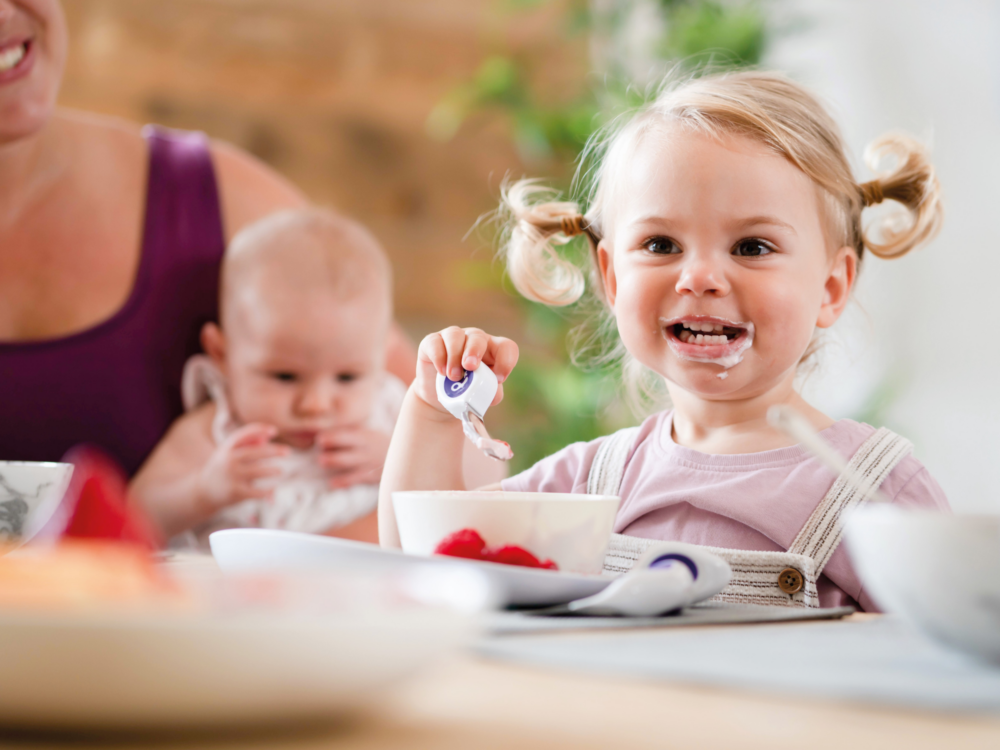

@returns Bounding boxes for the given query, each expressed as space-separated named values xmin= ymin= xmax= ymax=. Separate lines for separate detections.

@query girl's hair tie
xmin=560 ymin=214 xmax=588 ymax=237
xmin=860 ymin=179 xmax=885 ymax=207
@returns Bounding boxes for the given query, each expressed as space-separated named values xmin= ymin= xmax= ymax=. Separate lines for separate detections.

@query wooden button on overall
xmin=778 ymin=567 xmax=804 ymax=594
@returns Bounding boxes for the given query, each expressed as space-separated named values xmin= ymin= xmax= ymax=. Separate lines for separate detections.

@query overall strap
xmin=787 ymin=426 xmax=911 ymax=576
xmin=586 ymin=427 xmax=642 ymax=496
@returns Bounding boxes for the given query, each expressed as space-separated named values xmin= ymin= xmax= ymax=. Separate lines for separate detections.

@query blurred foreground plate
xmin=211 ymin=528 xmax=613 ymax=607
xmin=0 ymin=566 xmax=481 ymax=731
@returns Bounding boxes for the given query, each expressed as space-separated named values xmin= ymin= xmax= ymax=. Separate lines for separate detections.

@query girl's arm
xmin=377 ymin=327 xmax=518 ymax=548
xmin=130 ymin=405 xmax=287 ymax=539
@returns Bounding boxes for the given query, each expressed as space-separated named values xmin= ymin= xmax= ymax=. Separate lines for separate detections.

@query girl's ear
xmin=200 ymin=323 xmax=227 ymax=368
xmin=597 ymin=241 xmax=617 ymax=309
xmin=816 ymin=246 xmax=858 ymax=328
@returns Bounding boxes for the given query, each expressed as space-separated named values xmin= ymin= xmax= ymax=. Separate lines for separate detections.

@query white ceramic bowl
xmin=392 ymin=491 xmax=620 ymax=575
xmin=0 ymin=461 xmax=73 ymax=550
xmin=845 ymin=506 xmax=1000 ymax=663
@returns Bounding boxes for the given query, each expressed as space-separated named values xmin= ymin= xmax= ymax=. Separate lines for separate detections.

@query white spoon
xmin=536 ymin=543 xmax=732 ymax=617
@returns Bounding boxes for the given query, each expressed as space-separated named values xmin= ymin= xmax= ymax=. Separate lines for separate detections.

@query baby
xmin=132 ymin=208 xmax=404 ymax=547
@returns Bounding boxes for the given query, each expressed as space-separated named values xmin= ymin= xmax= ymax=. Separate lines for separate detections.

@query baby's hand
xmin=197 ymin=423 xmax=288 ymax=511
xmin=318 ymin=427 xmax=391 ymax=489
xmin=414 ymin=326 xmax=519 ymax=413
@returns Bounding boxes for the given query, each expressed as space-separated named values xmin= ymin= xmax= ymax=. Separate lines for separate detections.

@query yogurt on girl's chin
xmin=660 ymin=319 xmax=755 ymax=373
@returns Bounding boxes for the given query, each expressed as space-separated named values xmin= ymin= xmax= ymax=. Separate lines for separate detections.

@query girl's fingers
xmin=418 ymin=326 xmax=519 ymax=385
xmin=417 ymin=331 xmax=449 ymax=375
xmin=460 ymin=328 xmax=490 ymax=371
xmin=439 ymin=326 xmax=469 ymax=381
xmin=483 ymin=337 xmax=519 ymax=382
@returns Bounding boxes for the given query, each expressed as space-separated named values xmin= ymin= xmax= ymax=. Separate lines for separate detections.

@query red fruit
xmin=484 ymin=544 xmax=542 ymax=568
xmin=52 ymin=446 xmax=162 ymax=551
xmin=433 ymin=528 xmax=487 ymax=560
xmin=432 ymin=529 xmax=559 ymax=571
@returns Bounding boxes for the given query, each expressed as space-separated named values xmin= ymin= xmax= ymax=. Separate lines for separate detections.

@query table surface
xmin=3 ymin=614 xmax=999 ymax=750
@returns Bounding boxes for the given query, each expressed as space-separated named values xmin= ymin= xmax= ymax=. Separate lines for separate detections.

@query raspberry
xmin=432 ymin=529 xmax=559 ymax=571
xmin=433 ymin=528 xmax=487 ymax=560
xmin=484 ymin=544 xmax=543 ymax=568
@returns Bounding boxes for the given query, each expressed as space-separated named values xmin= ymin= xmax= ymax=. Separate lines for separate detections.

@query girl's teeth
xmin=682 ymin=322 xmax=726 ymax=333
xmin=680 ymin=331 xmax=728 ymax=345
xmin=0 ymin=44 xmax=26 ymax=72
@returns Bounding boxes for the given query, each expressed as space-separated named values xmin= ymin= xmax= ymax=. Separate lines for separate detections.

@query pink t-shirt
xmin=501 ymin=410 xmax=950 ymax=611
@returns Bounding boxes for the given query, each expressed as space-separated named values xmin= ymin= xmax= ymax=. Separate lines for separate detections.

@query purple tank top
xmin=0 ymin=127 xmax=225 ymax=475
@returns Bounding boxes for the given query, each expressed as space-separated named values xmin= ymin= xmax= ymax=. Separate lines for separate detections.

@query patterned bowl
xmin=0 ymin=461 xmax=74 ymax=551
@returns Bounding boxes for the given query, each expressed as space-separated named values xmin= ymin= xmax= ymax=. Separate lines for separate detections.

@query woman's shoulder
xmin=210 ymin=139 xmax=307 ymax=242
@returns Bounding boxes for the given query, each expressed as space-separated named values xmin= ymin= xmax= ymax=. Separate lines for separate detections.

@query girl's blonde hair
xmin=498 ymin=70 xmax=942 ymax=403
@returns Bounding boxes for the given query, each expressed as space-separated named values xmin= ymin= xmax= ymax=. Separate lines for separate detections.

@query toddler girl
xmin=132 ymin=208 xmax=406 ymax=547
xmin=379 ymin=71 xmax=949 ymax=611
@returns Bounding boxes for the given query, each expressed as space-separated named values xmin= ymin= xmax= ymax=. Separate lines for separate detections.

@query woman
xmin=0 ymin=0 xmax=415 ymax=475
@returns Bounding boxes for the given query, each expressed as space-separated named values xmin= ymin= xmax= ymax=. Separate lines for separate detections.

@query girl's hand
xmin=317 ymin=426 xmax=392 ymax=489
xmin=196 ymin=423 xmax=288 ymax=512
xmin=413 ymin=326 xmax=519 ymax=414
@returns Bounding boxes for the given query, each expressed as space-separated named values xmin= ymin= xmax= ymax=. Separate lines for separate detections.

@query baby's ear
xmin=200 ymin=323 xmax=227 ymax=366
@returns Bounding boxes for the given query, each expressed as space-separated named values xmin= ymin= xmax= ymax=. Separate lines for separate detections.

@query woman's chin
xmin=0 ymin=96 xmax=56 ymax=144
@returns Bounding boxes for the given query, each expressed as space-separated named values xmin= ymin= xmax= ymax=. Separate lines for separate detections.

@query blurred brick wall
xmin=59 ymin=0 xmax=583 ymax=340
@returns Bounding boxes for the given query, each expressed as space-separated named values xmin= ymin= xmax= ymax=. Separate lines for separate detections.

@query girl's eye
xmin=733 ymin=239 xmax=774 ymax=257
xmin=271 ymin=372 xmax=298 ymax=383
xmin=337 ymin=373 xmax=359 ymax=383
xmin=643 ymin=237 xmax=680 ymax=255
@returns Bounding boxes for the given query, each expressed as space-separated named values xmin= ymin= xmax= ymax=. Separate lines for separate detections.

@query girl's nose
xmin=675 ymin=253 xmax=730 ymax=297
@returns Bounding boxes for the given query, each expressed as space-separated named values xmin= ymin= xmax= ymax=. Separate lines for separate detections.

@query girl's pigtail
xmin=499 ymin=179 xmax=599 ymax=306
xmin=859 ymin=132 xmax=943 ymax=259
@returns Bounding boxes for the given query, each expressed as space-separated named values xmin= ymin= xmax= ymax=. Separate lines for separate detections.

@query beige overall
xmin=589 ymin=425 xmax=911 ymax=608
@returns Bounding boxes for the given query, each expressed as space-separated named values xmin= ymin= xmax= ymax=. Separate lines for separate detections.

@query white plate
xmin=0 ymin=576 xmax=483 ymax=734
xmin=211 ymin=528 xmax=613 ymax=607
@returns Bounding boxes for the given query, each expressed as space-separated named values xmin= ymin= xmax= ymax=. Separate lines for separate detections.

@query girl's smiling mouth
xmin=660 ymin=316 xmax=756 ymax=372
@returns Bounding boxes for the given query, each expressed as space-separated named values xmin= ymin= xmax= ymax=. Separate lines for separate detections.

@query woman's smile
xmin=0 ymin=39 xmax=33 ymax=83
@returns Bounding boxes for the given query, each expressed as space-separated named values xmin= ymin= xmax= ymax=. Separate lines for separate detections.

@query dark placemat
xmin=487 ymin=603 xmax=854 ymax=635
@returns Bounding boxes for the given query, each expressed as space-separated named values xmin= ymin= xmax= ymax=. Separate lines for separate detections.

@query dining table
xmin=3 ymin=612 xmax=998 ymax=750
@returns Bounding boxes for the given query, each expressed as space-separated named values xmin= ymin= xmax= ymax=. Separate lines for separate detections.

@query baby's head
xmin=500 ymin=70 xmax=943 ymax=403
xmin=202 ymin=208 xmax=392 ymax=449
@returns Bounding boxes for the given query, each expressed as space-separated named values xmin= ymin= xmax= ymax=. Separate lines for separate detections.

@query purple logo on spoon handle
xmin=442 ymin=370 xmax=473 ymax=398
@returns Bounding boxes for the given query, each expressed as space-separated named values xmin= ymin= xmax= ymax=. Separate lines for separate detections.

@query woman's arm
xmin=377 ymin=327 xmax=518 ymax=548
